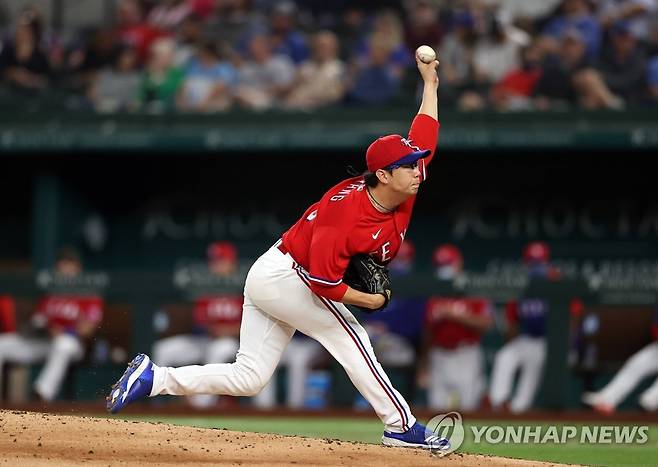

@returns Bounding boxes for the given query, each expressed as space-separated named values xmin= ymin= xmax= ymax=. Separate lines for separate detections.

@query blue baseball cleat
xmin=106 ymin=353 xmax=154 ymax=414
xmin=381 ymin=421 xmax=451 ymax=452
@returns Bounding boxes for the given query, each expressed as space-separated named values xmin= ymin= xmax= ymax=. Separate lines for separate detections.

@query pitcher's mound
xmin=1 ymin=410 xmax=556 ymax=466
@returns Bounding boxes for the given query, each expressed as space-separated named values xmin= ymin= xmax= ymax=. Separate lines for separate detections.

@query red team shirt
xmin=34 ymin=295 xmax=103 ymax=334
xmin=0 ymin=295 xmax=16 ymax=333
xmin=425 ymin=297 xmax=492 ymax=349
xmin=281 ymin=114 xmax=439 ymax=302
xmin=193 ymin=295 xmax=243 ymax=328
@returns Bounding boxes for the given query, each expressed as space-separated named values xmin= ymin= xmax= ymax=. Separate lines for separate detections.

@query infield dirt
xmin=0 ymin=410 xmax=570 ymax=466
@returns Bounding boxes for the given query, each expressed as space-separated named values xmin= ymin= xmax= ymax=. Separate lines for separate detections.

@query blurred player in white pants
xmin=0 ymin=247 xmax=103 ymax=401
xmin=419 ymin=244 xmax=493 ymax=411
xmin=583 ymin=310 xmax=658 ymax=413
xmin=252 ymin=334 xmax=324 ymax=409
xmin=488 ymin=242 xmax=560 ymax=413
xmin=152 ymin=241 xmax=242 ymax=408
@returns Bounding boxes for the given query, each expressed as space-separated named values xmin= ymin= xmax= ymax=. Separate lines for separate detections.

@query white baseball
xmin=416 ymin=45 xmax=436 ymax=64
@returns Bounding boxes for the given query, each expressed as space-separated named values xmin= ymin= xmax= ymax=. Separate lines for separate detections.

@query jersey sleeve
xmin=308 ymin=224 xmax=350 ymax=302
xmin=408 ymin=113 xmax=440 ymax=180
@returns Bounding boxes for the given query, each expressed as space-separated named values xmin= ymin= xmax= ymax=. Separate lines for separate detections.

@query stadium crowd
xmin=1 ymin=0 xmax=658 ymax=112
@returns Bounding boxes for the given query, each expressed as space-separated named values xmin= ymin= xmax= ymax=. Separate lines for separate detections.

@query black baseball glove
xmin=342 ymin=254 xmax=392 ymax=313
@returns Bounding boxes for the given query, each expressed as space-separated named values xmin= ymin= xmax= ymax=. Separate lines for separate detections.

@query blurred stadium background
xmin=1 ymin=0 xmax=658 ymax=444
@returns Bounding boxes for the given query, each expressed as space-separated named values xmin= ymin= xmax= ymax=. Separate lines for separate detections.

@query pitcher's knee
xmin=233 ymin=360 xmax=269 ymax=396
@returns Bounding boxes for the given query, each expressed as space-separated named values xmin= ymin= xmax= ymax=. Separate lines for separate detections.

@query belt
xmin=277 ymin=240 xmax=289 ymax=255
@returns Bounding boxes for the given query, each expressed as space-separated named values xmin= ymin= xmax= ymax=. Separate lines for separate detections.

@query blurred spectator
xmin=474 ymin=15 xmax=523 ymax=87
xmin=172 ymin=14 xmax=205 ymax=66
xmin=540 ymin=0 xmax=602 ymax=59
xmin=438 ymin=10 xmax=481 ymax=109
xmin=490 ymin=41 xmax=544 ymax=111
xmin=115 ymin=0 xmax=166 ymax=63
xmin=488 ymin=241 xmax=559 ymax=413
xmin=355 ymin=10 xmax=412 ymax=74
xmin=67 ymin=29 xmax=121 ymax=92
xmin=234 ymin=33 xmax=295 ymax=110
xmin=282 ymin=30 xmax=346 ymax=110
xmin=88 ymin=45 xmax=141 ymax=113
xmin=649 ymin=56 xmax=658 ymax=101
xmin=267 ymin=0 xmax=310 ymax=64
xmin=0 ymin=247 xmax=103 ymax=402
xmin=335 ymin=6 xmax=368 ymax=61
xmin=533 ymin=29 xmax=624 ymax=110
xmin=148 ymin=0 xmax=193 ymax=32
xmin=346 ymin=31 xmax=402 ymax=105
xmin=599 ymin=0 xmax=657 ymax=43
xmin=252 ymin=333 xmax=326 ymax=409
xmin=138 ymin=37 xmax=185 ymax=112
xmin=207 ymin=0 xmax=266 ymax=47
xmin=582 ymin=309 xmax=658 ymax=413
xmin=479 ymin=0 xmax=563 ymax=25
xmin=418 ymin=244 xmax=493 ymax=411
xmin=403 ymin=0 xmax=444 ymax=55
xmin=596 ymin=20 xmax=648 ymax=106
xmin=177 ymin=41 xmax=238 ymax=112
xmin=0 ymin=11 xmax=50 ymax=94
xmin=152 ymin=241 xmax=243 ymax=409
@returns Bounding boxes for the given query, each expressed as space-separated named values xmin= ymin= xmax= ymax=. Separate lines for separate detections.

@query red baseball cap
xmin=207 ymin=241 xmax=238 ymax=263
xmin=523 ymin=241 xmax=550 ymax=263
xmin=433 ymin=244 xmax=462 ymax=266
xmin=366 ymin=135 xmax=430 ymax=172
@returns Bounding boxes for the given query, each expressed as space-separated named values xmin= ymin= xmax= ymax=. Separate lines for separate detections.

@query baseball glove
xmin=343 ymin=254 xmax=392 ymax=313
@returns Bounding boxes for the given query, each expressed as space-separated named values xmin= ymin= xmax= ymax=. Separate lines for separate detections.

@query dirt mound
xmin=0 ymin=410 xmax=559 ymax=466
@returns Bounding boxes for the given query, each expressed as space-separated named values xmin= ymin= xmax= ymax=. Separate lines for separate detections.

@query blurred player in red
xmin=418 ymin=244 xmax=493 ymax=411
xmin=0 ymin=247 xmax=103 ymax=401
xmin=582 ymin=309 xmax=658 ymax=413
xmin=152 ymin=241 xmax=242 ymax=408
xmin=488 ymin=241 xmax=561 ymax=413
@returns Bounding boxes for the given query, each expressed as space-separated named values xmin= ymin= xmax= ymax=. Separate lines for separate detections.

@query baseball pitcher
xmin=107 ymin=52 xmax=450 ymax=451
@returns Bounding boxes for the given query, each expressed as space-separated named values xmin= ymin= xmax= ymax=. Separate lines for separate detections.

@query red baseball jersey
xmin=193 ymin=295 xmax=243 ymax=328
xmin=281 ymin=114 xmax=439 ymax=301
xmin=425 ymin=297 xmax=492 ymax=349
xmin=34 ymin=295 xmax=103 ymax=333
xmin=0 ymin=295 xmax=16 ymax=333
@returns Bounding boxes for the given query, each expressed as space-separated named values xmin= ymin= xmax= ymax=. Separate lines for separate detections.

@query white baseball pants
xmin=428 ymin=344 xmax=485 ymax=411
xmin=489 ymin=335 xmax=546 ymax=413
xmin=150 ymin=242 xmax=415 ymax=432
xmin=593 ymin=342 xmax=658 ymax=410
xmin=0 ymin=332 xmax=84 ymax=401
xmin=252 ymin=337 xmax=324 ymax=409
xmin=152 ymin=335 xmax=239 ymax=408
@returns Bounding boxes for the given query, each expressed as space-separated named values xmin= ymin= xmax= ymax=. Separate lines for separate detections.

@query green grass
xmin=117 ymin=415 xmax=658 ymax=467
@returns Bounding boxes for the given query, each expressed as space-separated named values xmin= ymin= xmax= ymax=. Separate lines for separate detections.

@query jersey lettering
xmin=381 ymin=242 xmax=391 ymax=262
xmin=329 ymin=182 xmax=365 ymax=202
xmin=306 ymin=210 xmax=317 ymax=221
